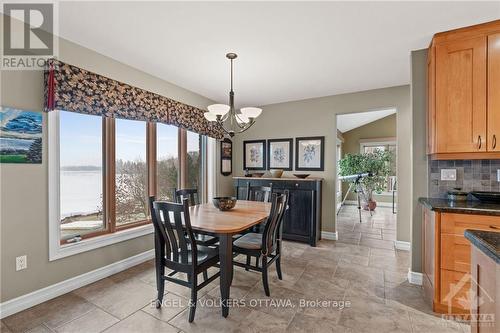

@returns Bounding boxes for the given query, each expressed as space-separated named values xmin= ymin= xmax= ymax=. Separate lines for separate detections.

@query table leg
xmin=219 ymin=233 xmax=233 ymax=317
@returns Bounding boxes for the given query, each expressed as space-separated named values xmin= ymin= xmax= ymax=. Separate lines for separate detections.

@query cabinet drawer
xmin=281 ymin=181 xmax=316 ymax=190
xmin=440 ymin=269 xmax=471 ymax=312
xmin=441 ymin=234 xmax=470 ymax=273
xmin=441 ymin=213 xmax=500 ymax=235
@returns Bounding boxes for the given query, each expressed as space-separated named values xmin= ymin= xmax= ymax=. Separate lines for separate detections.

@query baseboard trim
xmin=321 ymin=231 xmax=338 ymax=240
xmin=408 ymin=269 xmax=423 ymax=286
xmin=342 ymin=200 xmax=396 ymax=208
xmin=394 ymin=241 xmax=411 ymax=251
xmin=0 ymin=249 xmax=155 ymax=319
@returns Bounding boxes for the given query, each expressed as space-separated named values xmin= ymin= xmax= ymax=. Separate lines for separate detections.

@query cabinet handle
xmin=493 ymin=135 xmax=497 ymax=149
xmin=489 ymin=225 xmax=499 ymax=230
xmin=478 ymin=135 xmax=482 ymax=149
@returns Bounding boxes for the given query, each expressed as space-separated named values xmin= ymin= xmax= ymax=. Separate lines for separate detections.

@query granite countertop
xmin=419 ymin=197 xmax=500 ymax=216
xmin=464 ymin=230 xmax=500 ymax=264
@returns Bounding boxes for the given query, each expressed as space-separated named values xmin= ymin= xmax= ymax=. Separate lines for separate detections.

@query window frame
xmin=49 ymin=111 xmax=208 ymax=261
xmin=359 ymin=137 xmax=397 ymax=196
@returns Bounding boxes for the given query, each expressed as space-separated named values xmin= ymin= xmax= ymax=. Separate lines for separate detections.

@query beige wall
xmin=341 ymin=114 xmax=397 ymax=203
xmin=410 ymin=49 xmax=429 ymax=273
xmin=231 ymin=85 xmax=411 ymax=241
xmin=0 ymin=33 xmax=224 ymax=302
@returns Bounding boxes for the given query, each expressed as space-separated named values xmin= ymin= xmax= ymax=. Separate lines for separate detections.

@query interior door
xmin=488 ymin=33 xmax=500 ymax=152
xmin=435 ymin=36 xmax=487 ymax=153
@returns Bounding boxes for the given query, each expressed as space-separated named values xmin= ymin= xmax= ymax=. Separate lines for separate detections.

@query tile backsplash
xmin=429 ymin=159 xmax=500 ymax=198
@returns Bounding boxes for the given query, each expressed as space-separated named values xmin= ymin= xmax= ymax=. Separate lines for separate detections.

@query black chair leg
xmin=154 ymin=238 xmax=165 ymax=308
xmin=245 ymin=255 xmax=251 ymax=271
xmin=255 ymin=255 xmax=260 ymax=268
xmin=203 ymin=270 xmax=208 ymax=281
xmin=189 ymin=274 xmax=198 ymax=323
xmin=262 ymin=255 xmax=270 ymax=297
xmin=276 ymin=255 xmax=283 ymax=280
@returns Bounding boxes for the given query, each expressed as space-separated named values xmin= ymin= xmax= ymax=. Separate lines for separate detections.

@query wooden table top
xmin=189 ymin=200 xmax=271 ymax=234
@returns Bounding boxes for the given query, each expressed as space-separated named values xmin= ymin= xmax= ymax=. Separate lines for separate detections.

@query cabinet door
xmin=488 ymin=33 xmax=500 ymax=152
xmin=436 ymin=36 xmax=487 ymax=153
xmin=427 ymin=45 xmax=437 ymax=154
xmin=281 ymin=189 xmax=313 ymax=241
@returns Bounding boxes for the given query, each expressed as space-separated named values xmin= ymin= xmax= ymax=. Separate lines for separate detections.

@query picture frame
xmin=295 ymin=136 xmax=325 ymax=171
xmin=0 ymin=107 xmax=43 ymax=164
xmin=267 ymin=138 xmax=293 ymax=170
xmin=220 ymin=138 xmax=232 ymax=176
xmin=243 ymin=139 xmax=266 ymax=170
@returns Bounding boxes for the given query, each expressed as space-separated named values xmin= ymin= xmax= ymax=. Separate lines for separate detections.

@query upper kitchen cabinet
xmin=488 ymin=33 xmax=500 ymax=152
xmin=427 ymin=20 xmax=500 ymax=159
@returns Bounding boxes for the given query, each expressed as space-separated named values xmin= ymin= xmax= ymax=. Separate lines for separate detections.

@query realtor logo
xmin=3 ymin=3 xmax=53 ymax=55
xmin=2 ymin=2 xmax=57 ymax=69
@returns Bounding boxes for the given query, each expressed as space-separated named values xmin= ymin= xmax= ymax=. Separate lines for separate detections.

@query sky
xmin=60 ymin=111 xmax=199 ymax=167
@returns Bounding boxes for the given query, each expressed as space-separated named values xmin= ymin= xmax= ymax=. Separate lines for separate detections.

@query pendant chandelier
xmin=204 ymin=53 xmax=262 ymax=137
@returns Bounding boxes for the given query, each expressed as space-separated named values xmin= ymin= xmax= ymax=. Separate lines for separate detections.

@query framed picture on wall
xmin=243 ymin=139 xmax=266 ymax=170
xmin=220 ymin=138 xmax=232 ymax=176
xmin=0 ymin=107 xmax=43 ymax=164
xmin=267 ymin=138 xmax=293 ymax=170
xmin=295 ymin=136 xmax=325 ymax=171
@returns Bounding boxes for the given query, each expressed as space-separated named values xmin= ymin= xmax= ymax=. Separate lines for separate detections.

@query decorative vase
xmin=363 ymin=200 xmax=377 ymax=211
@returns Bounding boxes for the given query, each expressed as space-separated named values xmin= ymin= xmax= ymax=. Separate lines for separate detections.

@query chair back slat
xmin=262 ymin=191 xmax=289 ymax=254
xmin=175 ymin=188 xmax=199 ymax=206
xmin=149 ymin=196 xmax=197 ymax=267
xmin=246 ymin=182 xmax=273 ymax=202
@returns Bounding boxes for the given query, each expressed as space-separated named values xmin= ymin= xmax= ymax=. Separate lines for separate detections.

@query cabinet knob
xmin=478 ymin=135 xmax=482 ymax=149
xmin=295 ymin=183 xmax=299 ymax=187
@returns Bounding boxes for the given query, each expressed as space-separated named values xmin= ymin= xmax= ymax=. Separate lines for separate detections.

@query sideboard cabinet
xmin=233 ymin=177 xmax=322 ymax=246
xmin=427 ymin=20 xmax=500 ymax=159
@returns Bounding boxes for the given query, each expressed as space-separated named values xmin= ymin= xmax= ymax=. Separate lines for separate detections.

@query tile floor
xmin=1 ymin=206 xmax=470 ymax=333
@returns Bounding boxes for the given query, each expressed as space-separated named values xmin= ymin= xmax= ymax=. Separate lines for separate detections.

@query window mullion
xmin=106 ymin=117 xmax=116 ymax=233
xmin=147 ymin=122 xmax=157 ymax=199
xmin=178 ymin=128 xmax=187 ymax=189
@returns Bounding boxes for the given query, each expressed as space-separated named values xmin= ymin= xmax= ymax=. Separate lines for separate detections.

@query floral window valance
xmin=44 ymin=59 xmax=224 ymax=139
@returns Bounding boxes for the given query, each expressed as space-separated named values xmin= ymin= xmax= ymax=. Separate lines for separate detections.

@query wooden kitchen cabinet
xmin=488 ymin=33 xmax=500 ymax=152
xmin=470 ymin=241 xmax=498 ymax=333
xmin=427 ymin=20 xmax=500 ymax=159
xmin=422 ymin=207 xmax=500 ymax=314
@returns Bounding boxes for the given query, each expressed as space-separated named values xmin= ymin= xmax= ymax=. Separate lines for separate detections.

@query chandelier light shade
xmin=205 ymin=53 xmax=262 ymax=137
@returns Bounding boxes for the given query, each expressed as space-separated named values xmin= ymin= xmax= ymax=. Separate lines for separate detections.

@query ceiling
xmin=337 ymin=109 xmax=396 ymax=133
xmin=56 ymin=1 xmax=500 ymax=108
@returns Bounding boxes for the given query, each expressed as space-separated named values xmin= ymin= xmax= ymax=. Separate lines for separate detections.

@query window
xmin=59 ymin=111 xmax=105 ymax=241
xmin=49 ymin=111 xmax=208 ymax=260
xmin=360 ymin=139 xmax=397 ymax=194
xmin=115 ymin=119 xmax=148 ymax=226
xmin=157 ymin=123 xmax=178 ymax=201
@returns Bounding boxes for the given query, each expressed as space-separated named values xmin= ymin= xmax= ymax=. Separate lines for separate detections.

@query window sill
xmin=49 ymin=224 xmax=154 ymax=261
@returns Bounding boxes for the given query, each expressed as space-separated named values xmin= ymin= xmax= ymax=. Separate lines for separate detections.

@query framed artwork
xmin=267 ymin=138 xmax=293 ymax=170
xmin=243 ymin=139 xmax=266 ymax=170
xmin=220 ymin=138 xmax=232 ymax=176
xmin=0 ymin=107 xmax=43 ymax=164
xmin=295 ymin=136 xmax=325 ymax=171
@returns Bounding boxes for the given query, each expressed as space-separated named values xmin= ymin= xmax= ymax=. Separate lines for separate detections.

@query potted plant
xmin=338 ymin=149 xmax=393 ymax=211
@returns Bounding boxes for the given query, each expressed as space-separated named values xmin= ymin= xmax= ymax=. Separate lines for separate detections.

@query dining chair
xmin=246 ymin=182 xmax=273 ymax=202
xmin=174 ymin=188 xmax=218 ymax=246
xmin=232 ymin=191 xmax=289 ymax=296
xmin=246 ymin=182 xmax=273 ymax=233
xmin=149 ymin=196 xmax=221 ymax=322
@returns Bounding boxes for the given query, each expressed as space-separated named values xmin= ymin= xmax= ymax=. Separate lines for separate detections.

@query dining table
xmin=188 ymin=200 xmax=271 ymax=317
